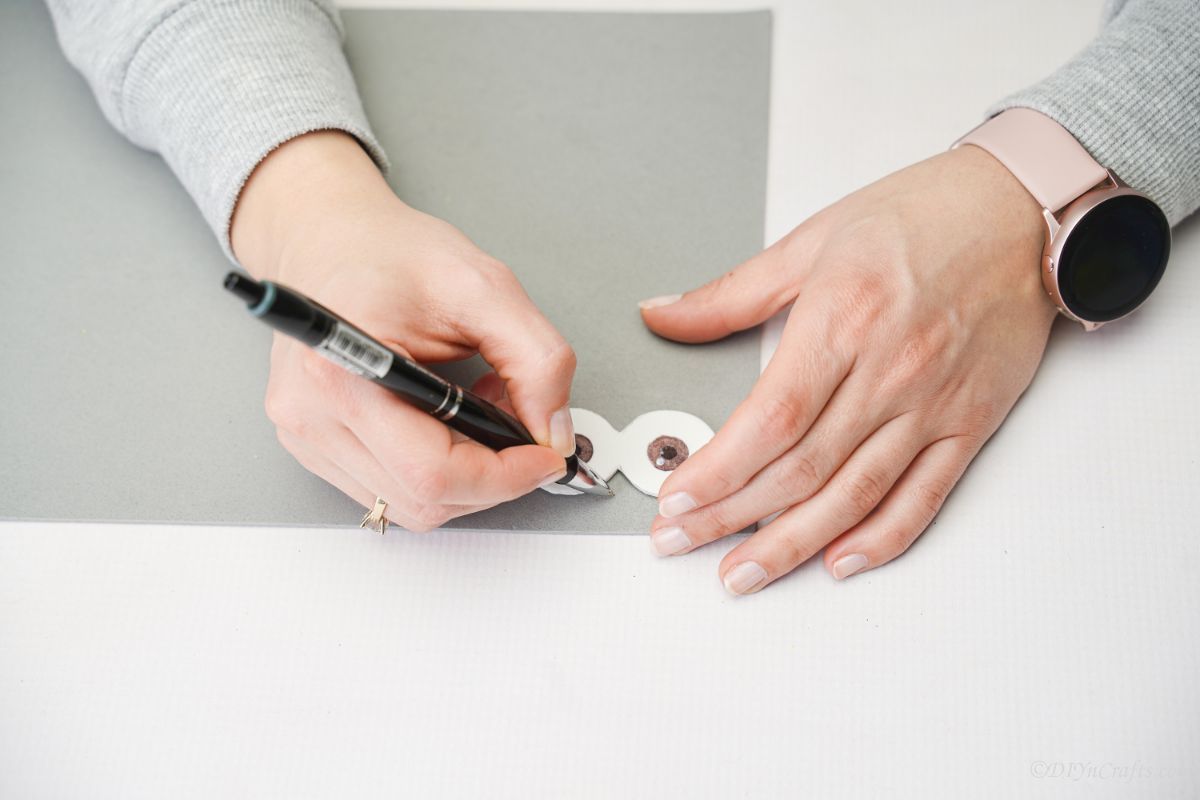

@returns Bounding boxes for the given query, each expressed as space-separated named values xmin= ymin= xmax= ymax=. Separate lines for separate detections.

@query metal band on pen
xmin=431 ymin=383 xmax=455 ymax=418
xmin=436 ymin=386 xmax=464 ymax=421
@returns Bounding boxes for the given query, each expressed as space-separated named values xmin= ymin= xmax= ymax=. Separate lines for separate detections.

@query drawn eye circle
xmin=574 ymin=433 xmax=594 ymax=463
xmin=647 ymin=435 xmax=689 ymax=471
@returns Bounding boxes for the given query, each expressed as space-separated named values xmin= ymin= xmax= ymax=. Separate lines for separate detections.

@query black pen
xmin=224 ymin=272 xmax=612 ymax=497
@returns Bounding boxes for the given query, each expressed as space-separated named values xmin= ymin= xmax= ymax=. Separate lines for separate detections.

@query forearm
xmin=988 ymin=0 xmax=1200 ymax=226
xmin=46 ymin=0 xmax=389 ymax=261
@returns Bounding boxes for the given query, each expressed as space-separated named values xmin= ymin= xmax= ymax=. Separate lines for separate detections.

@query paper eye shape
xmin=568 ymin=408 xmax=622 ymax=484
xmin=569 ymin=408 xmax=715 ymax=497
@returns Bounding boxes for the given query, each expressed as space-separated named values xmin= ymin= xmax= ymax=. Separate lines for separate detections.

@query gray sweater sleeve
xmin=47 ymin=0 xmax=1199 ymax=251
xmin=990 ymin=0 xmax=1200 ymax=226
xmin=45 ymin=0 xmax=389 ymax=262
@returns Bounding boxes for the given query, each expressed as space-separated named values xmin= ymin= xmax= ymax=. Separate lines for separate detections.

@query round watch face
xmin=1057 ymin=194 xmax=1170 ymax=322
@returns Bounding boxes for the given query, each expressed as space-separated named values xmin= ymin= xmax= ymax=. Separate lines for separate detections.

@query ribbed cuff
xmin=119 ymin=0 xmax=390 ymax=262
xmin=986 ymin=0 xmax=1200 ymax=226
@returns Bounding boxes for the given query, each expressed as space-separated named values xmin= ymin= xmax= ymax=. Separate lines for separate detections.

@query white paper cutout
xmin=570 ymin=408 xmax=715 ymax=497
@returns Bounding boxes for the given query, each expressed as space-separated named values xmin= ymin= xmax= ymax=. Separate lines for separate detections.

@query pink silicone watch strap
xmin=955 ymin=108 xmax=1109 ymax=214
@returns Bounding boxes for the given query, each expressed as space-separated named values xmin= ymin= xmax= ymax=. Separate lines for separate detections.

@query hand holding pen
xmin=226 ymin=272 xmax=610 ymax=499
xmin=228 ymin=132 xmax=605 ymax=531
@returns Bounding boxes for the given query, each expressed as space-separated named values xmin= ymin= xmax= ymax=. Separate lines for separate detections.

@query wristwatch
xmin=954 ymin=108 xmax=1171 ymax=331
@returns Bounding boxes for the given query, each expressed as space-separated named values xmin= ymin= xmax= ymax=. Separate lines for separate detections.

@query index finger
xmin=450 ymin=270 xmax=578 ymax=455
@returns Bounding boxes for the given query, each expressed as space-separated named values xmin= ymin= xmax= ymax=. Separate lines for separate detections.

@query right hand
xmin=231 ymin=131 xmax=576 ymax=531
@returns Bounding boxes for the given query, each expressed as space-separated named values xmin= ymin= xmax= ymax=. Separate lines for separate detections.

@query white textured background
xmin=3 ymin=1 xmax=1198 ymax=798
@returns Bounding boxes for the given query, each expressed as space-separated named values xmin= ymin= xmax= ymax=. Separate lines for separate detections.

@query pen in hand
xmin=224 ymin=272 xmax=613 ymax=497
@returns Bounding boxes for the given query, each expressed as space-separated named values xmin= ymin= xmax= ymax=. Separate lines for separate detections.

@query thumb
xmin=638 ymin=244 xmax=796 ymax=344
xmin=458 ymin=286 xmax=578 ymax=458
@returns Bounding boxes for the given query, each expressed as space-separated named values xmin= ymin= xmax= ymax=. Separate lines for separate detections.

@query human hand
xmin=639 ymin=145 xmax=1057 ymax=593
xmin=231 ymin=132 xmax=576 ymax=531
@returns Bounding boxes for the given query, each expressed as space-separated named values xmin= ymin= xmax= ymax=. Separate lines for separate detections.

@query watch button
xmin=1043 ymin=255 xmax=1055 ymax=274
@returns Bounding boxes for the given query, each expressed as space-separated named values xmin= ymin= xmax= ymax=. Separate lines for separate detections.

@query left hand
xmin=639 ymin=145 xmax=1057 ymax=594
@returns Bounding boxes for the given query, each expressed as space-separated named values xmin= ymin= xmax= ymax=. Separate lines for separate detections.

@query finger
xmin=470 ymin=372 xmax=508 ymax=405
xmin=716 ymin=418 xmax=920 ymax=595
xmin=821 ymin=435 xmax=977 ymax=580
xmin=452 ymin=272 xmax=578 ymax=456
xmin=267 ymin=362 xmax=450 ymax=513
xmin=281 ymin=351 xmax=565 ymax=508
xmin=637 ymin=240 xmax=798 ymax=344
xmin=342 ymin=376 xmax=566 ymax=506
xmin=276 ymin=430 xmax=487 ymax=532
xmin=650 ymin=410 xmax=921 ymax=557
xmin=654 ymin=298 xmax=854 ymax=518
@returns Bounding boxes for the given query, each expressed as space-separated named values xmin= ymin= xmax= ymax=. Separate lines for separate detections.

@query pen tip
xmin=571 ymin=458 xmax=614 ymax=497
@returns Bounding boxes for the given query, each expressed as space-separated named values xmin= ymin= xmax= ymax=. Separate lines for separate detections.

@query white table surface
xmin=3 ymin=1 xmax=1198 ymax=798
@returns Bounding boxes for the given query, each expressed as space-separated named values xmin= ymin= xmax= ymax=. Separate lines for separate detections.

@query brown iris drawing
xmin=647 ymin=435 xmax=689 ymax=471
xmin=574 ymin=433 xmax=595 ymax=463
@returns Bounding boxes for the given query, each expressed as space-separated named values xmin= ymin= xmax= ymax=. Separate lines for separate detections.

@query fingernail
xmin=832 ymin=553 xmax=868 ymax=580
xmin=650 ymin=526 xmax=691 ymax=556
xmin=723 ymin=561 xmax=769 ymax=595
xmin=638 ymin=293 xmax=682 ymax=310
xmin=540 ymin=464 xmax=568 ymax=487
xmin=548 ymin=406 xmax=576 ymax=457
xmin=658 ymin=491 xmax=697 ymax=518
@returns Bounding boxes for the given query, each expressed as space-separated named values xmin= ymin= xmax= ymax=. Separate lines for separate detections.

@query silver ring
xmin=359 ymin=496 xmax=389 ymax=535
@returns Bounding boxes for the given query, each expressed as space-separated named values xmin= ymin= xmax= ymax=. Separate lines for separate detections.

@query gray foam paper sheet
xmin=0 ymin=3 xmax=770 ymax=532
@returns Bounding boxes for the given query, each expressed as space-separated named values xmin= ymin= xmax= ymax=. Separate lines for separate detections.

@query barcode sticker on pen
xmin=317 ymin=321 xmax=394 ymax=379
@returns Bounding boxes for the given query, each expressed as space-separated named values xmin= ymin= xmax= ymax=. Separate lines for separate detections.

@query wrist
xmin=956 ymin=109 xmax=1171 ymax=330
xmin=230 ymin=130 xmax=398 ymax=284
xmin=946 ymin=144 xmax=1045 ymax=247
xmin=942 ymin=145 xmax=1057 ymax=316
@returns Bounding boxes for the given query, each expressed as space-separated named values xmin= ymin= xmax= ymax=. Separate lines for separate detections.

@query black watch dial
xmin=1057 ymin=194 xmax=1170 ymax=322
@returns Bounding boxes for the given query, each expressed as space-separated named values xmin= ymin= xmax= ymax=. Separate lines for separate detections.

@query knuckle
xmin=537 ymin=338 xmax=577 ymax=378
xmin=694 ymin=502 xmax=739 ymax=540
xmin=777 ymin=450 xmax=823 ymax=497
xmin=459 ymin=256 xmax=515 ymax=295
xmin=777 ymin=532 xmax=818 ymax=567
xmin=840 ymin=469 xmax=887 ymax=518
xmin=878 ymin=524 xmax=920 ymax=557
xmin=912 ymin=476 xmax=953 ymax=520
xmin=700 ymin=464 xmax=741 ymax=501
xmin=755 ymin=393 xmax=809 ymax=443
